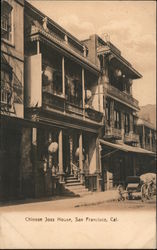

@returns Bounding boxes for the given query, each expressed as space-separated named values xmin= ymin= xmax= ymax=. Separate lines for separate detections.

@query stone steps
xmin=62 ymin=175 xmax=91 ymax=197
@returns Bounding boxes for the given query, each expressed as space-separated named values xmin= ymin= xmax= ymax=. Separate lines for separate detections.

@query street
xmin=0 ymin=191 xmax=156 ymax=212
xmin=76 ymin=197 xmax=156 ymax=211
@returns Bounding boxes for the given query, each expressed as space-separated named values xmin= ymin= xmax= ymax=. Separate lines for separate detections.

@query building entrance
xmin=63 ymin=131 xmax=80 ymax=177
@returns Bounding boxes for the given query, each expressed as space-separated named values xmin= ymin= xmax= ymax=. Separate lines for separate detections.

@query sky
xmin=28 ymin=0 xmax=156 ymax=106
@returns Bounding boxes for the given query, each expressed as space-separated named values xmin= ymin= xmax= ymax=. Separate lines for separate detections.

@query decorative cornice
xmin=27 ymin=27 xmax=100 ymax=74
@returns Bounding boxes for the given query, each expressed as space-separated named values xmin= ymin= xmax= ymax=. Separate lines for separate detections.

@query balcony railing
xmin=124 ymin=132 xmax=139 ymax=143
xmin=104 ymin=127 xmax=122 ymax=139
xmin=42 ymin=91 xmax=65 ymax=111
xmin=42 ymin=91 xmax=103 ymax=123
xmin=106 ymin=84 xmax=139 ymax=110
xmin=65 ymin=102 xmax=83 ymax=117
xmin=85 ymin=106 xmax=103 ymax=123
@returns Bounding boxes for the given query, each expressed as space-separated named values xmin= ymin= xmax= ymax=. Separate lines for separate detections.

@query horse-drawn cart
xmin=117 ymin=173 xmax=156 ymax=202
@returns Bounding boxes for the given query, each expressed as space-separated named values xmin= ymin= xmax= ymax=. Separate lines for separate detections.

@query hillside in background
xmin=138 ymin=104 xmax=156 ymax=128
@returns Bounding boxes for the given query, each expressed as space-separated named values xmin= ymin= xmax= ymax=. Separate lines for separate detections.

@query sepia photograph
xmin=0 ymin=0 xmax=156 ymax=248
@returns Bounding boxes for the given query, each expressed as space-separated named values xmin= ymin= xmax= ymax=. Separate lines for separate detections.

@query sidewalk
xmin=0 ymin=190 xmax=119 ymax=211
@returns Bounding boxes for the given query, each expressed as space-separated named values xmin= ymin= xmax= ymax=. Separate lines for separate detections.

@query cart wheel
xmin=117 ymin=185 xmax=125 ymax=201
xmin=141 ymin=184 xmax=147 ymax=202
xmin=147 ymin=182 xmax=154 ymax=199
xmin=128 ymin=192 xmax=132 ymax=200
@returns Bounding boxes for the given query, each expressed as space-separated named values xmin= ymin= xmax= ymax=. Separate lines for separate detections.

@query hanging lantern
xmin=44 ymin=68 xmax=52 ymax=81
xmin=75 ymin=147 xmax=85 ymax=160
xmin=86 ymin=89 xmax=92 ymax=100
xmin=51 ymin=165 xmax=56 ymax=176
xmin=48 ymin=142 xmax=58 ymax=154
xmin=115 ymin=69 xmax=122 ymax=77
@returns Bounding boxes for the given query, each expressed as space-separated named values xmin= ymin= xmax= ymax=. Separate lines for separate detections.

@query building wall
xmin=1 ymin=0 xmax=24 ymax=118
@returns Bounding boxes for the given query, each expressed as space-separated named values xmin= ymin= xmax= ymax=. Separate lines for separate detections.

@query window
xmin=1 ymin=70 xmax=12 ymax=106
xmin=114 ymin=110 xmax=121 ymax=129
xmin=124 ymin=113 xmax=130 ymax=133
xmin=105 ymin=99 xmax=110 ymax=125
xmin=1 ymin=1 xmax=13 ymax=43
xmin=42 ymin=64 xmax=62 ymax=95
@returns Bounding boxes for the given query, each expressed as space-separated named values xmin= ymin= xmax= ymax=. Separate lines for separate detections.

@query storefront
xmin=100 ymin=139 xmax=156 ymax=191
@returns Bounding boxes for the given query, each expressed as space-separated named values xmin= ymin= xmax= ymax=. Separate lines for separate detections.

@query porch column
xmin=37 ymin=40 xmax=40 ymax=54
xmin=96 ymin=138 xmax=102 ymax=191
xmin=98 ymin=78 xmax=100 ymax=112
xmin=129 ymin=114 xmax=133 ymax=133
xmin=32 ymin=127 xmax=38 ymax=197
xmin=62 ymin=56 xmax=65 ymax=97
xmin=142 ymin=125 xmax=145 ymax=149
xmin=79 ymin=132 xmax=84 ymax=183
xmin=110 ymin=100 xmax=114 ymax=129
xmin=32 ymin=127 xmax=37 ymax=146
xmin=69 ymin=135 xmax=73 ymax=175
xmin=48 ymin=132 xmax=52 ymax=169
xmin=82 ymin=68 xmax=85 ymax=117
xmin=58 ymin=129 xmax=64 ymax=182
xmin=149 ymin=129 xmax=152 ymax=151
xmin=121 ymin=113 xmax=125 ymax=142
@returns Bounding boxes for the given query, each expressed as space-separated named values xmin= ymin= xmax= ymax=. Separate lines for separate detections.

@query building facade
xmin=137 ymin=118 xmax=156 ymax=153
xmin=83 ymin=35 xmax=156 ymax=190
xmin=23 ymin=2 xmax=104 ymax=198
xmin=0 ymin=0 xmax=25 ymax=201
xmin=0 ymin=0 xmax=156 ymax=202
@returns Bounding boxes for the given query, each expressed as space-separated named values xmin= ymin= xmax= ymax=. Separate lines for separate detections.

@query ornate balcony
xmin=65 ymin=102 xmax=83 ymax=117
xmin=85 ymin=106 xmax=103 ymax=123
xmin=104 ymin=127 xmax=122 ymax=140
xmin=42 ymin=91 xmax=103 ymax=123
xmin=106 ymin=84 xmax=139 ymax=110
xmin=124 ymin=132 xmax=139 ymax=143
xmin=42 ymin=91 xmax=65 ymax=111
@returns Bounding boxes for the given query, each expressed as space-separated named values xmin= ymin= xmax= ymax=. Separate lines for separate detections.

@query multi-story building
xmin=23 ymin=1 xmax=104 ymax=198
xmin=135 ymin=118 xmax=156 ymax=174
xmin=0 ymin=1 xmax=104 ymax=201
xmin=137 ymin=118 xmax=156 ymax=153
xmin=0 ymin=0 xmax=25 ymax=201
xmin=83 ymin=35 xmax=155 ymax=190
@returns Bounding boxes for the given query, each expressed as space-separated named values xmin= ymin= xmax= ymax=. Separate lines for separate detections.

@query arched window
xmin=1 ymin=0 xmax=13 ymax=42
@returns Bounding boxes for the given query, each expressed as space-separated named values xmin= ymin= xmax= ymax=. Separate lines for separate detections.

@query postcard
xmin=0 ymin=0 xmax=156 ymax=249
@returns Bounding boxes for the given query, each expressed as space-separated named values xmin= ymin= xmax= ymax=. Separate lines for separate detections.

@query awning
xmin=99 ymin=139 xmax=155 ymax=156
